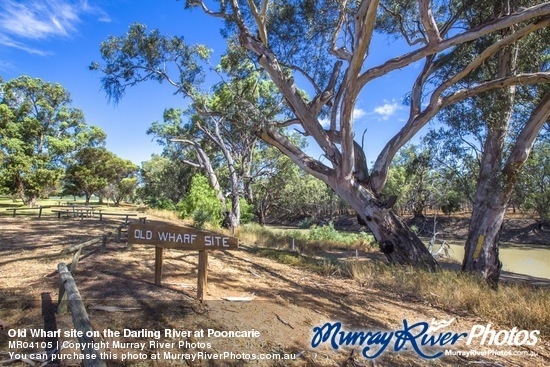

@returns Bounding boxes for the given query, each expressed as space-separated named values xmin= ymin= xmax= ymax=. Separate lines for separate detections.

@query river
xmin=428 ymin=239 xmax=550 ymax=279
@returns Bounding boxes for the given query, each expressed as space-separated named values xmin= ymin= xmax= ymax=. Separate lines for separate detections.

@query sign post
xmin=128 ymin=222 xmax=238 ymax=300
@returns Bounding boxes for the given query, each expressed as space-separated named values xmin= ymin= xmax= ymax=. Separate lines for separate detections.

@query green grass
xmin=240 ymin=222 xmax=376 ymax=254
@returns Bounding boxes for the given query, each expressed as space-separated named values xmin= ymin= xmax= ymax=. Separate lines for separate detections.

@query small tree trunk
xmin=16 ymin=173 xmax=30 ymax=206
xmin=85 ymin=193 xmax=91 ymax=205
xmin=256 ymin=209 xmax=266 ymax=226
xmin=229 ymin=194 xmax=240 ymax=228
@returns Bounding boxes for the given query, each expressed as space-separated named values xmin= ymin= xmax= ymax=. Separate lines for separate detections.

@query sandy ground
xmin=1 ymin=215 xmax=549 ymax=366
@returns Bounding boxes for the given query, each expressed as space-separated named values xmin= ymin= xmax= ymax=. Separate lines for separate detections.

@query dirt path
xmin=1 ymin=216 xmax=549 ymax=366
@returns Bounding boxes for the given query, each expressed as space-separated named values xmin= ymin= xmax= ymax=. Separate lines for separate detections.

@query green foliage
xmin=514 ymin=140 xmax=550 ymax=223
xmin=178 ymin=174 xmax=223 ymax=226
xmin=298 ymin=217 xmax=315 ymax=229
xmin=306 ymin=222 xmax=373 ymax=247
xmin=383 ymin=144 xmax=437 ymax=216
xmin=91 ymin=23 xmax=211 ymax=102
xmin=150 ymin=198 xmax=176 ymax=210
xmin=238 ymin=197 xmax=254 ymax=224
xmin=0 ymin=76 xmax=105 ymax=205
xmin=137 ymin=154 xmax=195 ymax=208
xmin=191 ymin=209 xmax=212 ymax=229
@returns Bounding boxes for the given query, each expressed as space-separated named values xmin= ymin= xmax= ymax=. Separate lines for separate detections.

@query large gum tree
xmin=426 ymin=0 xmax=550 ymax=285
xmin=182 ymin=0 xmax=549 ymax=271
xmin=94 ymin=1 xmax=550 ymax=271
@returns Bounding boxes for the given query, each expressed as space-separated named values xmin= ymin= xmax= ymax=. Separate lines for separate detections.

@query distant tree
xmin=100 ymin=158 xmax=139 ymax=206
xmin=137 ymin=154 xmax=196 ymax=208
xmin=382 ymin=145 xmax=438 ymax=218
xmin=64 ymin=147 xmax=138 ymax=205
xmin=102 ymin=177 xmax=139 ymax=206
xmin=514 ymin=139 xmax=550 ymax=226
xmin=0 ymin=76 xmax=105 ymax=206
xmin=93 ymin=28 xmax=284 ymax=227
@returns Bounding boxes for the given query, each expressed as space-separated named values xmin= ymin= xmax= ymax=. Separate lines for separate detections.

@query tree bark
xmin=462 ymin=194 xmax=506 ymax=287
xmin=334 ymin=180 xmax=440 ymax=272
xmin=256 ymin=208 xmax=266 ymax=226
xmin=461 ymin=101 xmax=512 ymax=286
xmin=462 ymin=30 xmax=516 ymax=285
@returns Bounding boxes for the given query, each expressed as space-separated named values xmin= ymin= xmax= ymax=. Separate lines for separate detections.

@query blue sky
xmin=0 ymin=0 xmax=425 ymax=166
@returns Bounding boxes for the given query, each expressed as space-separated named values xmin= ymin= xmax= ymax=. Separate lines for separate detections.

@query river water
xmin=431 ymin=239 xmax=550 ymax=279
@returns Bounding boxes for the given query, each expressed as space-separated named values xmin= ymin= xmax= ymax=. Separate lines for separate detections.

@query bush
xmin=177 ymin=174 xmax=223 ymax=225
xmin=298 ymin=217 xmax=315 ymax=229
xmin=238 ymin=197 xmax=254 ymax=224
xmin=307 ymin=222 xmax=373 ymax=247
xmin=192 ymin=209 xmax=212 ymax=229
xmin=153 ymin=198 xmax=176 ymax=210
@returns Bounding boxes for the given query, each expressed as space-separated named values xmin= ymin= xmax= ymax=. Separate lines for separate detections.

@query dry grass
xmin=367 ymin=264 xmax=550 ymax=336
xmin=241 ymin=225 xmax=550 ymax=337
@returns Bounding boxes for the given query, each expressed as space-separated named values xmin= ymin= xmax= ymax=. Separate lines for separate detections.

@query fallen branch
xmin=274 ymin=313 xmax=294 ymax=329
xmin=248 ymin=269 xmax=262 ymax=278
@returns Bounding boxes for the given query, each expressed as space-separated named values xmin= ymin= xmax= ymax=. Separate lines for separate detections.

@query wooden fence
xmin=57 ymin=263 xmax=107 ymax=367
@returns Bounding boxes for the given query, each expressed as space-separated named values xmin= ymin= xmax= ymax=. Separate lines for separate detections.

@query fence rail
xmin=57 ymin=263 xmax=107 ymax=367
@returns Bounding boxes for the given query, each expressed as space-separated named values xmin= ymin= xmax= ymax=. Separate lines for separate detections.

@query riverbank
xmin=326 ymin=213 xmax=550 ymax=246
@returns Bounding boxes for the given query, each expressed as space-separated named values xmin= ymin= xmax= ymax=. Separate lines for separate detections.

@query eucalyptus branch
xmin=358 ymin=3 xmax=550 ymax=87
xmin=504 ymin=91 xmax=550 ymax=178
xmin=247 ymin=0 xmax=269 ymax=45
xmin=280 ymin=62 xmax=322 ymax=94
xmin=258 ymin=125 xmax=334 ymax=182
xmin=229 ymin=0 xmax=342 ymax=167
xmin=419 ymin=0 xmax=442 ymax=43
xmin=188 ymin=0 xmax=227 ymax=18
xmin=379 ymin=3 xmax=427 ymax=46
xmin=275 ymin=118 xmax=300 ymax=128
xmin=370 ymin=72 xmax=550 ymax=192
xmin=330 ymin=0 xmax=353 ymax=61
xmin=339 ymin=0 xmax=380 ymax=178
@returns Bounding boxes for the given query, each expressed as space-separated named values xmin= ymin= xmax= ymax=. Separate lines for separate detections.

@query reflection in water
xmin=442 ymin=241 xmax=550 ymax=279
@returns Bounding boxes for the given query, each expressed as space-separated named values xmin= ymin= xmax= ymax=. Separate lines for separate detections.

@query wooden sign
xmin=127 ymin=222 xmax=238 ymax=250
xmin=127 ymin=222 xmax=238 ymax=301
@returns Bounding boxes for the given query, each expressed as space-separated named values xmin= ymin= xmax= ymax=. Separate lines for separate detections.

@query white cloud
xmin=0 ymin=0 xmax=110 ymax=54
xmin=319 ymin=117 xmax=330 ymax=128
xmin=318 ymin=107 xmax=366 ymax=129
xmin=373 ymin=100 xmax=403 ymax=120
xmin=0 ymin=33 xmax=49 ymax=55
xmin=353 ymin=107 xmax=366 ymax=120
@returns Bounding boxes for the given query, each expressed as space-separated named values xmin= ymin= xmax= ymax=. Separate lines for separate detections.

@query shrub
xmin=298 ymin=217 xmax=315 ymax=229
xmin=177 ymin=174 xmax=223 ymax=225
xmin=238 ymin=197 xmax=254 ymax=224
